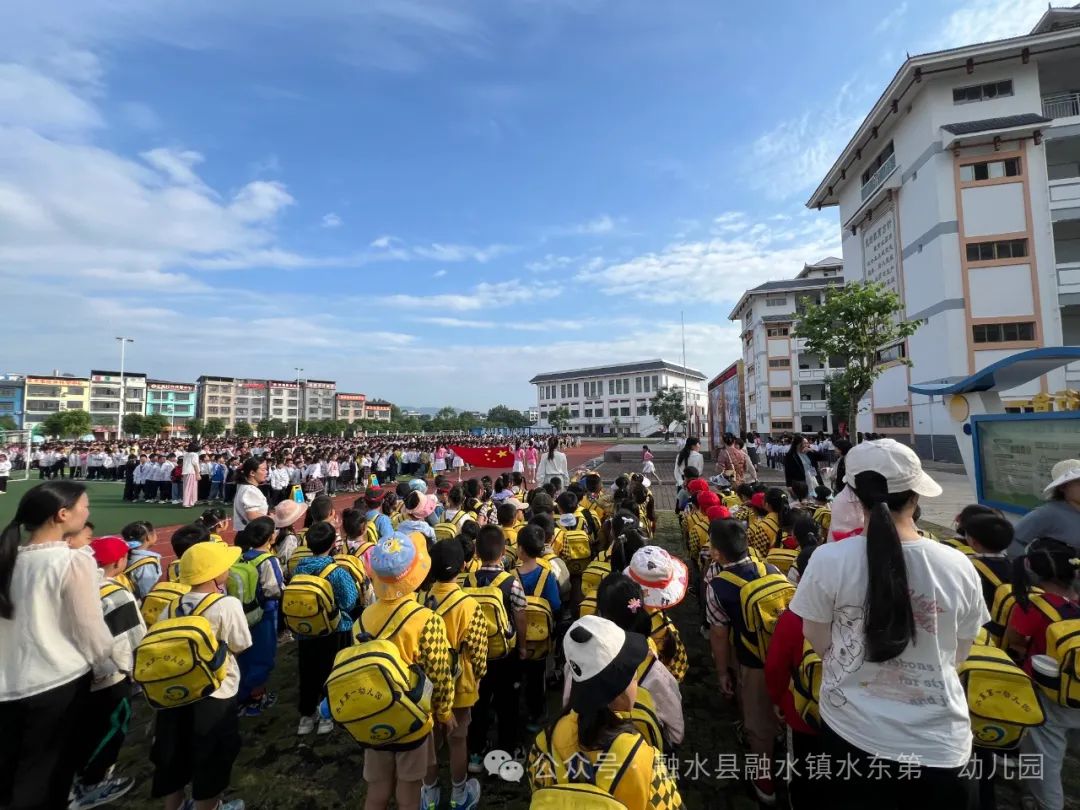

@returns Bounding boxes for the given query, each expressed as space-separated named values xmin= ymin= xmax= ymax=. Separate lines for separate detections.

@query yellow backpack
xmin=581 ymin=559 xmax=611 ymax=599
xmin=133 ymin=594 xmax=229 ymax=709
xmin=334 ymin=553 xmax=370 ymax=595
xmin=765 ymin=547 xmax=799 ymax=576
xmin=718 ymin=561 xmax=795 ymax=665
xmin=462 ymin=571 xmax=517 ymax=660
xmin=986 ymin=583 xmax=1045 ymax=649
xmin=520 ymin=568 xmax=555 ymax=660
xmin=649 ymin=610 xmax=688 ymax=682
xmin=959 ymin=643 xmax=1046 ymax=748
xmin=281 ymin=562 xmax=340 ymax=636
xmin=622 ymin=684 xmax=664 ymax=752
xmin=578 ymin=594 xmax=597 ymax=618
xmin=286 ymin=544 xmax=313 ymax=577
xmin=329 ymin=600 xmax=434 ymax=747
xmin=557 ymin=523 xmax=592 ymax=576
xmin=1031 ymin=601 xmax=1080 ymax=709
xmin=529 ymin=725 xmax=651 ymax=808
xmin=790 ymin=640 xmax=823 ymax=730
xmin=167 ymin=559 xmax=181 ymax=583
xmin=140 ymin=581 xmax=192 ymax=626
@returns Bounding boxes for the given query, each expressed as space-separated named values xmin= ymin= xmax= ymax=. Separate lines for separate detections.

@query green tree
xmin=794 ymin=281 xmax=921 ymax=435
xmin=390 ymin=404 xmax=403 ymax=422
xmin=0 ymin=415 xmax=17 ymax=432
xmin=203 ymin=417 xmax=226 ymax=438
xmin=610 ymin=414 xmax=623 ymax=438
xmin=649 ymin=387 xmax=685 ymax=438
xmin=122 ymin=413 xmax=145 ymax=436
xmin=548 ymin=406 xmax=571 ymax=433
xmin=185 ymin=418 xmax=205 ymax=438
xmin=259 ymin=418 xmax=288 ymax=437
xmin=304 ymin=421 xmax=321 ymax=436
xmin=41 ymin=409 xmax=92 ymax=438
xmin=826 ymin=368 xmax=859 ymax=434
xmin=487 ymin=405 xmax=530 ymax=429
xmin=233 ymin=421 xmax=254 ymax=438
xmin=142 ymin=413 xmax=169 ymax=436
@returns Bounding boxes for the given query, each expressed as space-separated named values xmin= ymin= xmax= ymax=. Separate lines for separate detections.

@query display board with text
xmin=971 ymin=412 xmax=1080 ymax=513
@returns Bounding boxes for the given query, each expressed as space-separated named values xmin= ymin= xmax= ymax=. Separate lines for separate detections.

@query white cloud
xmin=577 ymin=211 xmax=841 ymax=305
xmin=371 ymin=234 xmax=401 ymax=249
xmin=747 ymin=80 xmax=865 ymax=201
xmin=526 ymin=253 xmax=583 ymax=272
xmin=0 ymin=62 xmax=103 ymax=134
xmin=874 ymin=1 xmax=908 ymax=34
xmin=433 ymin=269 xmax=447 ymax=278
xmin=120 ymin=101 xmax=161 ymax=131
xmin=140 ymin=148 xmax=209 ymax=189
xmin=377 ymin=280 xmax=557 ymax=312
xmin=412 ymin=242 xmax=510 ymax=263
xmin=321 ymin=212 xmax=342 ymax=228
xmin=931 ymin=0 xmax=1047 ymax=49
xmin=80 ymin=267 xmax=211 ymax=292
xmin=228 ymin=180 xmax=294 ymax=223
xmin=575 ymin=214 xmax=615 ymax=235
xmin=412 ymin=316 xmax=583 ymax=332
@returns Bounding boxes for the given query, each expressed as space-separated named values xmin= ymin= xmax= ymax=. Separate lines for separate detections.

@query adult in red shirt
xmin=1004 ymin=537 xmax=1080 ymax=810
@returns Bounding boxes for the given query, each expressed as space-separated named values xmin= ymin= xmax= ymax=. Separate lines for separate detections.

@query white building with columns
xmin=807 ymin=5 xmax=1080 ymax=461
xmin=531 ymin=359 xmax=708 ymax=437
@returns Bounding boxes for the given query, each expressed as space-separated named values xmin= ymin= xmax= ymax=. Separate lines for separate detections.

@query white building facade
xmin=89 ymin=370 xmax=147 ymax=438
xmin=807 ymin=7 xmax=1080 ymax=461
xmin=530 ymin=359 xmax=708 ymax=437
xmin=729 ymin=259 xmax=846 ymax=436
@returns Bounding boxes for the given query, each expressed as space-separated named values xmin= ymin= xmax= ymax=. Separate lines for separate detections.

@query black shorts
xmin=151 ymin=696 xmax=241 ymax=801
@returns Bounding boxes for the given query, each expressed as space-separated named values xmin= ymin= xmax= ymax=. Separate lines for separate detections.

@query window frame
xmin=952 ymin=79 xmax=1014 ymax=105
xmin=971 ymin=321 xmax=1037 ymax=344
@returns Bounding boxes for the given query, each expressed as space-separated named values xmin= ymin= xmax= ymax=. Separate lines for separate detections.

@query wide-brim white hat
xmin=625 ymin=546 xmax=689 ymax=610
xmin=1043 ymin=459 xmax=1080 ymax=498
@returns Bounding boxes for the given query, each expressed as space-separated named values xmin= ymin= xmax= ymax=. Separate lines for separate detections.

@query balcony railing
xmin=1049 ymin=177 xmax=1080 ymax=215
xmin=861 ymin=152 xmax=897 ymax=201
xmin=797 ymin=368 xmax=827 ymax=381
xmin=799 ymin=400 xmax=829 ymax=413
xmin=1042 ymin=92 xmax=1080 ymax=120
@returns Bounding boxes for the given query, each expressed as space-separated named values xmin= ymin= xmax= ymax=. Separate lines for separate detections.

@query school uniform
xmin=150 ymin=593 xmax=251 ymax=802
xmin=124 ymin=547 xmax=163 ymax=602
xmin=517 ymin=564 xmax=561 ymax=723
xmin=424 ymin=582 xmax=488 ymax=744
xmin=237 ymin=550 xmax=284 ymax=705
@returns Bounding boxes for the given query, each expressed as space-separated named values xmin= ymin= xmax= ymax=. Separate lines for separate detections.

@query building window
xmin=637 ymin=404 xmax=648 ymax=416
xmin=620 ymin=406 xmax=630 ymax=417
xmin=272 ymin=409 xmax=283 ymax=416
xmin=573 ymin=383 xmax=579 ymax=398
xmin=644 ymin=376 xmax=652 ymax=393
xmin=208 ymin=406 xmax=219 ymax=415
xmin=561 ymin=384 xmax=567 ymax=399
xmin=771 ymin=389 xmax=792 ymax=399
xmin=608 ymin=379 xmax=615 ymax=395
xmin=767 ymin=327 xmax=790 ymax=337
xmin=953 ymin=79 xmax=1013 ymax=105
xmin=288 ymin=409 xmax=297 ymax=417
xmin=972 ymin=321 xmax=1036 ymax=343
xmin=584 ymin=408 xmax=593 ymax=418
xmin=570 ymin=410 xmax=580 ymax=418
xmin=771 ymin=421 xmax=793 ymax=430
xmin=861 ymin=141 xmax=895 ymax=187
xmin=652 ymin=375 xmax=659 ymax=390
xmin=635 ymin=377 xmax=642 ymax=393
xmin=875 ymin=411 xmax=911 ymax=428
xmin=875 ymin=343 xmax=907 ymax=364
xmin=966 ymin=239 xmax=1028 ymax=262
xmin=960 ymin=157 xmax=1021 ymax=182
xmin=768 ymin=358 xmax=791 ymax=368
xmin=765 ymin=296 xmax=787 ymax=307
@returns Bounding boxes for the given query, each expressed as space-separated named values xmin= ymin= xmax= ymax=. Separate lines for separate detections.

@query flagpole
xmin=681 ymin=311 xmax=690 ymax=435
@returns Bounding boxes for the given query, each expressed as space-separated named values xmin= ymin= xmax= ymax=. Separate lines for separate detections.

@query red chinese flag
xmin=449 ymin=445 xmax=514 ymax=468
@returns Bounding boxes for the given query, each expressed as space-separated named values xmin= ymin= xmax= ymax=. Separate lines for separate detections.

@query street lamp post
xmin=294 ymin=367 xmax=304 ymax=436
xmin=115 ymin=337 xmax=134 ymax=440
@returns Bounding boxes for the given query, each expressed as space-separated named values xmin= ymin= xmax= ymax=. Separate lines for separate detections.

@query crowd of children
xmin=1 ymin=442 xmax=1078 ymax=810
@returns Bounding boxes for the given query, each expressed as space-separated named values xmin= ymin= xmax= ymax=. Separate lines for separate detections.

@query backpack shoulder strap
xmin=190 ymin=593 xmax=224 ymax=617
xmin=718 ymin=570 xmax=748 ymax=589
xmin=126 ymin=556 xmax=156 ymax=572
xmin=1029 ymin=594 xmax=1064 ymax=624
xmin=375 ymin=600 xmax=425 ymax=639
xmin=594 ymin=732 xmax=645 ymax=794
xmin=535 ymin=568 xmax=550 ymax=597
xmin=970 ymin=558 xmax=1003 ymax=588
xmin=434 ymin=589 xmax=470 ymax=618
xmin=251 ymin=551 xmax=274 ymax=568
xmin=318 ymin=562 xmax=339 ymax=580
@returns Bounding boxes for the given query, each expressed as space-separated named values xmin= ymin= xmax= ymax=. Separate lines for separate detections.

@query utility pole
xmin=115 ymin=337 xmax=134 ymax=440
xmin=294 ymin=367 xmax=304 ymax=436
xmin=681 ymin=312 xmax=690 ymax=436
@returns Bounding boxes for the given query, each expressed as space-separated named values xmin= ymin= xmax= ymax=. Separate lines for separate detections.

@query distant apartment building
xmin=233 ymin=379 xmax=268 ymax=426
xmin=303 ymin=380 xmax=336 ymax=422
xmin=531 ymin=359 xmax=708 ymax=437
xmin=335 ymin=393 xmax=367 ymax=423
xmin=807 ymin=6 xmax=1080 ymax=459
xmin=525 ymin=406 xmax=540 ymax=425
xmin=196 ymin=376 xmax=237 ymax=429
xmin=267 ymin=380 xmax=302 ymax=423
xmin=145 ymin=380 xmax=197 ymax=431
xmin=23 ymin=374 xmax=90 ymax=433
xmin=0 ymin=374 xmax=24 ymax=429
xmin=365 ymin=399 xmax=393 ymax=421
xmin=729 ymin=259 xmax=846 ymax=436
xmin=89 ymin=370 xmax=147 ymax=438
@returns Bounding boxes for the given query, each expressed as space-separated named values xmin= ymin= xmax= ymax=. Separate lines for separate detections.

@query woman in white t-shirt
xmin=232 ymin=458 xmax=269 ymax=530
xmin=181 ymin=441 xmax=202 ymax=509
xmin=536 ymin=435 xmax=570 ymax=489
xmin=673 ymin=436 xmax=704 ymax=487
xmin=790 ymin=439 xmax=987 ymax=808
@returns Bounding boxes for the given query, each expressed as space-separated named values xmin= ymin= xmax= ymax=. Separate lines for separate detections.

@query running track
xmin=155 ymin=443 xmax=613 ymax=569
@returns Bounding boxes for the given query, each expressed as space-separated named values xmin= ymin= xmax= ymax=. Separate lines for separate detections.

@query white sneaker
xmin=316 ymin=716 xmax=334 ymax=735
xmin=420 ymin=783 xmax=441 ymax=810
xmin=297 ymin=714 xmax=316 ymax=735
xmin=71 ymin=776 xmax=135 ymax=808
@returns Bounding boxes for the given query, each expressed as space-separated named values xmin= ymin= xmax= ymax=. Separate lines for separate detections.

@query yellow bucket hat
xmin=179 ymin=542 xmax=241 ymax=586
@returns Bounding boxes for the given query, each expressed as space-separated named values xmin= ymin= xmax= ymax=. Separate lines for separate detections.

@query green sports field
xmin=0 ymin=478 xmax=210 ymax=536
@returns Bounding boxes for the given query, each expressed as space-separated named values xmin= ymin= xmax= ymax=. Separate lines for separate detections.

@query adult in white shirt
xmin=233 ymin=458 xmax=269 ymax=530
xmin=0 ymin=481 xmax=117 ymax=807
xmin=673 ymin=436 xmax=704 ymax=487
xmin=790 ymin=439 xmax=986 ymax=807
xmin=0 ymin=453 xmax=11 ymax=494
xmin=67 ymin=451 xmax=80 ymax=479
xmin=536 ymin=436 xmax=570 ymax=489
xmin=180 ymin=441 xmax=202 ymax=508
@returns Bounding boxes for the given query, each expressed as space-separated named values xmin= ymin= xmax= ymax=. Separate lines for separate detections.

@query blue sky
xmin=0 ymin=0 xmax=1054 ymax=409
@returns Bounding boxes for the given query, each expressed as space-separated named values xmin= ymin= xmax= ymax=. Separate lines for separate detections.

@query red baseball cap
xmin=697 ymin=491 xmax=721 ymax=510
xmin=90 ymin=536 xmax=129 ymax=567
xmin=749 ymin=492 xmax=767 ymax=511
xmin=364 ymin=486 xmax=386 ymax=503
xmin=687 ymin=479 xmax=709 ymax=494
xmin=706 ymin=505 xmax=731 ymax=521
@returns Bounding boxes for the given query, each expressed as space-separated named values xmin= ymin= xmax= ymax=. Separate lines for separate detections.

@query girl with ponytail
xmin=1003 ymin=537 xmax=1080 ymax=810
xmin=0 ymin=482 xmax=117 ymax=807
xmin=789 ymin=439 xmax=988 ymax=806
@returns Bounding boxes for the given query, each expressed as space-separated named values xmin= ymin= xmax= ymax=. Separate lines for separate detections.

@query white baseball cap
xmin=844 ymin=438 xmax=942 ymax=498
xmin=564 ymin=615 xmax=648 ymax=714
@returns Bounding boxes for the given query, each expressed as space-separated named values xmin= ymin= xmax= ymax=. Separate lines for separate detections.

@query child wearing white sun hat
xmin=527 ymin=615 xmax=684 ymax=810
